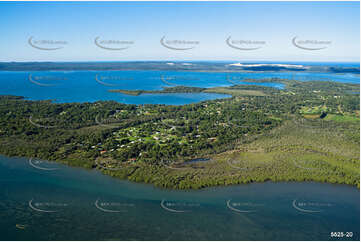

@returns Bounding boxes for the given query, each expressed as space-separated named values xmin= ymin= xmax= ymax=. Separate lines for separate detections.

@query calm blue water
xmin=0 ymin=70 xmax=359 ymax=104
xmin=0 ymin=67 xmax=359 ymax=240
xmin=0 ymin=155 xmax=359 ymax=241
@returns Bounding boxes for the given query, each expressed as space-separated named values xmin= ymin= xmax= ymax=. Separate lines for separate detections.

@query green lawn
xmin=324 ymin=114 xmax=359 ymax=123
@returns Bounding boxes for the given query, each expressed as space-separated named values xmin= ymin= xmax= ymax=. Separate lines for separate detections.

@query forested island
xmin=108 ymin=86 xmax=206 ymax=95
xmin=0 ymin=78 xmax=359 ymax=189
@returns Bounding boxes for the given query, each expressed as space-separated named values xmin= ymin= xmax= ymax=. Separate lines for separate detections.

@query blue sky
xmin=0 ymin=1 xmax=359 ymax=62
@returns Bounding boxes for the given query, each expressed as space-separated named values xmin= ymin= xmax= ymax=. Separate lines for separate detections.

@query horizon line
xmin=0 ymin=60 xmax=359 ymax=64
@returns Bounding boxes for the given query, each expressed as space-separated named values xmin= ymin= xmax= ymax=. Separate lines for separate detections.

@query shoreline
xmin=0 ymin=153 xmax=359 ymax=190
xmin=0 ymin=79 xmax=358 ymax=190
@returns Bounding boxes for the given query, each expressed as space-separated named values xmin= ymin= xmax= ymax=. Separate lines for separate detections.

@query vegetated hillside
xmin=0 ymin=79 xmax=359 ymax=189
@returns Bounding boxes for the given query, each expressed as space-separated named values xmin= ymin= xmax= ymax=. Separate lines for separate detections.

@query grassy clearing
xmin=300 ymin=106 xmax=328 ymax=114
xmin=324 ymin=114 xmax=360 ymax=123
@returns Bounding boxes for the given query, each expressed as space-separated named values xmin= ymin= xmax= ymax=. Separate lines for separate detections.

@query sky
xmin=0 ymin=1 xmax=359 ymax=62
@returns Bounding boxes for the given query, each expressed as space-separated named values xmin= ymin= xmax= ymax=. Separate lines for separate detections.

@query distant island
xmin=0 ymin=61 xmax=359 ymax=74
xmin=108 ymin=80 xmax=285 ymax=97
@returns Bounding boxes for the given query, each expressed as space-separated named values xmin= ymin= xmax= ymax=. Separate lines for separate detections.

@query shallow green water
xmin=0 ymin=155 xmax=359 ymax=240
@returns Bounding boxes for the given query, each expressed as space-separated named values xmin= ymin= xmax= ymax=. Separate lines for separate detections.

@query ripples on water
xmin=0 ymin=156 xmax=359 ymax=240
xmin=0 ymin=70 xmax=359 ymax=104
xmin=0 ymin=69 xmax=359 ymax=240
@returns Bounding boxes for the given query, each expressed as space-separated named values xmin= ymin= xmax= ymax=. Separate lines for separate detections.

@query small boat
xmin=16 ymin=224 xmax=26 ymax=230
